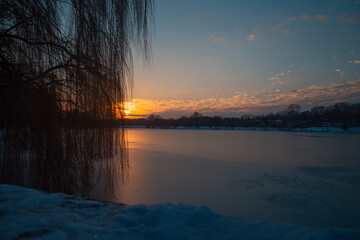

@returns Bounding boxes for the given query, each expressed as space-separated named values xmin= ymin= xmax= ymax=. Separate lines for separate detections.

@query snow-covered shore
xmin=1 ymin=185 xmax=360 ymax=240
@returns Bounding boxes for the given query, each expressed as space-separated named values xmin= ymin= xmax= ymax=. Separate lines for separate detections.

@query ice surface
xmin=1 ymin=184 xmax=360 ymax=240
xmin=120 ymin=129 xmax=360 ymax=229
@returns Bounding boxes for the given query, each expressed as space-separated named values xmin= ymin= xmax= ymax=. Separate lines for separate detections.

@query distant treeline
xmin=124 ymin=102 xmax=360 ymax=130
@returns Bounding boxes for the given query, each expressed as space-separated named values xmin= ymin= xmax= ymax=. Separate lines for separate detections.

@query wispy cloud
xmin=286 ymin=14 xmax=329 ymax=23
xmin=273 ymin=14 xmax=329 ymax=36
xmin=287 ymin=16 xmax=297 ymax=22
xmin=209 ymin=34 xmax=227 ymax=43
xmin=315 ymin=14 xmax=328 ymax=21
xmin=337 ymin=14 xmax=360 ymax=23
xmin=129 ymin=80 xmax=360 ymax=117
xmin=271 ymin=24 xmax=282 ymax=30
xmin=266 ymin=70 xmax=286 ymax=84
xmin=301 ymin=14 xmax=310 ymax=21
xmin=246 ymin=34 xmax=256 ymax=41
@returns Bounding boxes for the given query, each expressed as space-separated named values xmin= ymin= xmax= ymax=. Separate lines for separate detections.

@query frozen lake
xmin=106 ymin=129 xmax=360 ymax=229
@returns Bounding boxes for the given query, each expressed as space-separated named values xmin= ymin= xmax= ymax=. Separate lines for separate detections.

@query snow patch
xmin=1 ymin=185 xmax=360 ymax=240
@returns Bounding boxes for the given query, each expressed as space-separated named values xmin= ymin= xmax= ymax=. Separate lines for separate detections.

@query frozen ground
xmin=1 ymin=185 xmax=360 ymax=240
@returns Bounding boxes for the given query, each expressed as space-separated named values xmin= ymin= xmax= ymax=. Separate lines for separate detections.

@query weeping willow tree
xmin=0 ymin=0 xmax=153 ymax=199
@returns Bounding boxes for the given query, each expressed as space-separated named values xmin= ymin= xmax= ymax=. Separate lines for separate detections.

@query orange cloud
xmin=316 ymin=14 xmax=328 ymax=21
xmin=266 ymin=70 xmax=286 ymax=84
xmin=246 ymin=34 xmax=256 ymax=41
xmin=127 ymin=80 xmax=360 ymax=117
xmin=349 ymin=60 xmax=360 ymax=65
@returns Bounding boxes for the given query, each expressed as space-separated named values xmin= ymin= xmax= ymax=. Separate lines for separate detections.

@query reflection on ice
xmin=117 ymin=129 xmax=360 ymax=229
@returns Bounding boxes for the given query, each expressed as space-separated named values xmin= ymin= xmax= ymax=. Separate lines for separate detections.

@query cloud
xmin=287 ymin=16 xmax=297 ymax=22
xmin=271 ymin=24 xmax=290 ymax=35
xmin=301 ymin=14 xmax=310 ymax=21
xmin=213 ymin=37 xmax=226 ymax=43
xmin=337 ymin=14 xmax=360 ymax=23
xmin=209 ymin=34 xmax=226 ymax=43
xmin=316 ymin=14 xmax=328 ymax=21
xmin=266 ymin=70 xmax=286 ymax=84
xmin=335 ymin=68 xmax=344 ymax=75
xmin=274 ymin=14 xmax=328 ymax=35
xmin=349 ymin=60 xmax=360 ymax=64
xmin=129 ymin=80 xmax=360 ymax=117
xmin=286 ymin=14 xmax=328 ymax=23
xmin=349 ymin=15 xmax=359 ymax=23
xmin=271 ymin=24 xmax=282 ymax=30
xmin=246 ymin=34 xmax=256 ymax=41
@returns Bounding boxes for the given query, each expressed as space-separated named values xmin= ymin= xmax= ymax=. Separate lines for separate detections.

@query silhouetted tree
xmin=124 ymin=102 xmax=360 ymax=129
xmin=190 ymin=112 xmax=202 ymax=118
xmin=148 ymin=114 xmax=162 ymax=120
xmin=1 ymin=0 xmax=153 ymax=121
xmin=287 ymin=104 xmax=301 ymax=112
xmin=0 ymin=0 xmax=154 ymax=198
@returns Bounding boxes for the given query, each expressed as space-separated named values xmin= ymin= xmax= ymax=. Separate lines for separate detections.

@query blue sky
xmin=129 ymin=0 xmax=360 ymax=118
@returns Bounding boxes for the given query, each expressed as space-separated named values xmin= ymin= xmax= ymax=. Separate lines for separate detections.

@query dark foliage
xmin=125 ymin=102 xmax=360 ymax=130
xmin=0 ymin=0 xmax=153 ymax=198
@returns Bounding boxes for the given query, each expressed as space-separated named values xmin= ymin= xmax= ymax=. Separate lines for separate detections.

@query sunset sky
xmin=127 ymin=0 xmax=360 ymax=118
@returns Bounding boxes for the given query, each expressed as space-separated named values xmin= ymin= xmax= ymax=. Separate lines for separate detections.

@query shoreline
xmin=125 ymin=125 xmax=360 ymax=133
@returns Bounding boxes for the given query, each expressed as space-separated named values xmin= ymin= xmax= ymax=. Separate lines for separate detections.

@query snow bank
xmin=1 ymin=185 xmax=360 ymax=240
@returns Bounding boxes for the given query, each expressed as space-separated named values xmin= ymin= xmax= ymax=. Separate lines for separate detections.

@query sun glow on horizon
xmin=121 ymin=101 xmax=149 ymax=119
xmin=124 ymin=102 xmax=135 ymax=115
xmin=118 ymin=79 xmax=360 ymax=118
xmin=112 ymin=101 xmax=141 ymax=119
